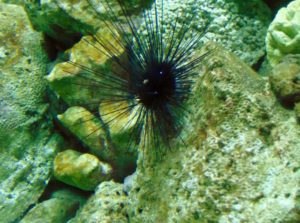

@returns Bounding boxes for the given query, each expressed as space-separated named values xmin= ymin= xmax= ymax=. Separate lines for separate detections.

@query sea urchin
xmin=58 ymin=0 xmax=210 ymax=156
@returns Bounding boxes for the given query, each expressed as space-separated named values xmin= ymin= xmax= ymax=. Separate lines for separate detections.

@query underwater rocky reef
xmin=1 ymin=0 xmax=300 ymax=222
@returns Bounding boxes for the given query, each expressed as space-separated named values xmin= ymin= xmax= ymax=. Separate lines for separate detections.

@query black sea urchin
xmin=60 ymin=0 xmax=210 ymax=155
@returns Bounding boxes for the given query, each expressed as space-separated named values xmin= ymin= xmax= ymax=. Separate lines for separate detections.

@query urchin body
xmin=136 ymin=62 xmax=176 ymax=109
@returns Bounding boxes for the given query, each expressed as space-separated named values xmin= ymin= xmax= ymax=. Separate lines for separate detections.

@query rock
xmin=57 ymin=106 xmax=108 ymax=159
xmin=266 ymin=0 xmax=300 ymax=66
xmin=47 ymin=23 xmax=138 ymax=177
xmin=123 ymin=42 xmax=300 ymax=222
xmin=53 ymin=149 xmax=113 ymax=191
xmin=0 ymin=3 xmax=60 ymax=223
xmin=46 ymin=29 xmax=123 ymax=108
xmin=20 ymin=189 xmax=86 ymax=223
xmin=68 ymin=181 xmax=128 ymax=223
xmin=269 ymin=54 xmax=300 ymax=107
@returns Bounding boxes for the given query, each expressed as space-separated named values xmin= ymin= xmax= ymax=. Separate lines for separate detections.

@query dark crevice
xmin=252 ymin=54 xmax=265 ymax=72
xmin=263 ymin=0 xmax=293 ymax=17
xmin=37 ymin=180 xmax=91 ymax=203
xmin=43 ymin=32 xmax=82 ymax=61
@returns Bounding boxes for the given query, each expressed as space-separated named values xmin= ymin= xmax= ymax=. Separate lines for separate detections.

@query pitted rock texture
xmin=295 ymin=102 xmax=300 ymax=122
xmin=0 ymin=3 xmax=59 ymax=222
xmin=140 ymin=0 xmax=271 ymax=65
xmin=68 ymin=181 xmax=128 ymax=223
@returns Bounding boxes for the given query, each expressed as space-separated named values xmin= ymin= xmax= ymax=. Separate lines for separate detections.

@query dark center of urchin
xmin=136 ymin=62 xmax=176 ymax=108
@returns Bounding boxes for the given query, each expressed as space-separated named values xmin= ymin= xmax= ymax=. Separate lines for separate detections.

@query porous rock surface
xmin=140 ymin=0 xmax=271 ymax=65
xmin=0 ymin=3 xmax=60 ymax=222
xmin=266 ymin=0 xmax=300 ymax=66
xmin=68 ymin=181 xmax=128 ymax=223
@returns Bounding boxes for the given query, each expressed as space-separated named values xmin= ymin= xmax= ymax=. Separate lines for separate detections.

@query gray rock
xmin=0 ymin=3 xmax=59 ymax=222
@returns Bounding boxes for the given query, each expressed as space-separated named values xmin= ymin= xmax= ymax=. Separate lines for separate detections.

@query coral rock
xmin=0 ymin=3 xmax=60 ymax=222
xmin=266 ymin=0 xmax=300 ymax=66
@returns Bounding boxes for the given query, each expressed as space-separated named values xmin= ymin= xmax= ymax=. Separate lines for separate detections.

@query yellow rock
xmin=99 ymin=100 xmax=139 ymax=134
xmin=46 ymin=27 xmax=123 ymax=106
xmin=57 ymin=106 xmax=111 ymax=159
xmin=53 ymin=149 xmax=112 ymax=191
